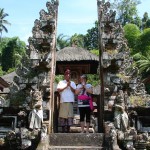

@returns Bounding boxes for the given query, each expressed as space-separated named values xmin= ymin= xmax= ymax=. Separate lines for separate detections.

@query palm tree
xmin=56 ymin=34 xmax=70 ymax=50
xmin=0 ymin=8 xmax=11 ymax=38
xmin=136 ymin=53 xmax=150 ymax=73
xmin=135 ymin=52 xmax=150 ymax=94
xmin=70 ymin=33 xmax=85 ymax=48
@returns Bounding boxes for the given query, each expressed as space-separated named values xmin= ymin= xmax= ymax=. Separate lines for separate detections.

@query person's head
xmin=64 ymin=68 xmax=71 ymax=81
xmin=80 ymin=74 xmax=87 ymax=84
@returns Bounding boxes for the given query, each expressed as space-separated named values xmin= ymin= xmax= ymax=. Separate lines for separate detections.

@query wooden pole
xmin=49 ymin=0 xmax=59 ymax=133
xmin=97 ymin=0 xmax=105 ymax=133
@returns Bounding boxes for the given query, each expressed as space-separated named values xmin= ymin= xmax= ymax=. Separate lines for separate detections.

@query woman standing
xmin=75 ymin=74 xmax=93 ymax=133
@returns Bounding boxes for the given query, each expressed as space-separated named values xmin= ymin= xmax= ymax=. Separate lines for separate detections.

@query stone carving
xmin=0 ymin=96 xmax=6 ymax=107
xmin=0 ymin=0 xmax=58 ymax=149
xmin=114 ymin=90 xmax=129 ymax=132
xmin=98 ymin=0 xmax=150 ymax=149
xmin=39 ymin=9 xmax=48 ymax=21
xmin=46 ymin=1 xmax=59 ymax=17
xmin=28 ymin=107 xmax=43 ymax=129
xmin=109 ymin=126 xmax=121 ymax=150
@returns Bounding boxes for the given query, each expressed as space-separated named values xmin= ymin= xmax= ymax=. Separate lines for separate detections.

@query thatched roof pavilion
xmin=1 ymin=72 xmax=17 ymax=84
xmin=0 ymin=77 xmax=9 ymax=94
xmin=0 ymin=77 xmax=9 ymax=92
xmin=56 ymin=46 xmax=99 ymax=75
xmin=0 ymin=72 xmax=16 ymax=94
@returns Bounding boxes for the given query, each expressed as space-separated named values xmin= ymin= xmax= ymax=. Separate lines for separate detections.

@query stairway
xmin=36 ymin=133 xmax=104 ymax=150
xmin=36 ymin=101 xmax=102 ymax=149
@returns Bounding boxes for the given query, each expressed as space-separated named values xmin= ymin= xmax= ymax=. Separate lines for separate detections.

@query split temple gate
xmin=1 ymin=0 xmax=150 ymax=149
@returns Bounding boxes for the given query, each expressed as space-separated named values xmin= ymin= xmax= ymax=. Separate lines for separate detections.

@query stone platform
xmin=36 ymin=133 xmax=104 ymax=150
xmin=48 ymin=146 xmax=103 ymax=150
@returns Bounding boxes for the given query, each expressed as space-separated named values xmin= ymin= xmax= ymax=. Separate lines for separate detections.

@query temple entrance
xmin=1 ymin=0 xmax=150 ymax=149
xmin=54 ymin=46 xmax=99 ymax=133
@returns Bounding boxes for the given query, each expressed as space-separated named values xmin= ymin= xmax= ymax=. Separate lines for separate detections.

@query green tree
xmin=70 ymin=33 xmax=85 ymax=48
xmin=123 ymin=23 xmax=141 ymax=54
xmin=90 ymin=49 xmax=99 ymax=56
xmin=141 ymin=12 xmax=149 ymax=29
xmin=136 ymin=28 xmax=150 ymax=55
xmin=84 ymin=21 xmax=98 ymax=50
xmin=0 ymin=37 xmax=10 ymax=64
xmin=57 ymin=34 xmax=70 ymax=50
xmin=14 ymin=37 xmax=26 ymax=64
xmin=0 ymin=66 xmax=4 ymax=76
xmin=136 ymin=53 xmax=150 ymax=73
xmin=135 ymin=52 xmax=150 ymax=94
xmin=112 ymin=0 xmax=141 ymax=26
xmin=132 ymin=16 xmax=142 ymax=28
xmin=2 ymin=39 xmax=15 ymax=71
xmin=145 ymin=19 xmax=150 ymax=29
xmin=0 ymin=8 xmax=11 ymax=38
xmin=1 ymin=37 xmax=26 ymax=71
xmin=87 ymin=74 xmax=100 ymax=87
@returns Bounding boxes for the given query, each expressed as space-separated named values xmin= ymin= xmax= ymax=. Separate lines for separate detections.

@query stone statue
xmin=28 ymin=89 xmax=43 ymax=129
xmin=109 ymin=126 xmax=121 ymax=150
xmin=28 ymin=105 xmax=43 ymax=129
xmin=0 ymin=96 xmax=6 ymax=107
xmin=114 ymin=90 xmax=129 ymax=132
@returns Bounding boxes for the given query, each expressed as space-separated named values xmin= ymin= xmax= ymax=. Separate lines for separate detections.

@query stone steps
xmin=57 ymin=114 xmax=98 ymax=133
xmin=36 ymin=133 xmax=104 ymax=150
xmin=49 ymin=133 xmax=103 ymax=146
xmin=48 ymin=146 xmax=102 ymax=149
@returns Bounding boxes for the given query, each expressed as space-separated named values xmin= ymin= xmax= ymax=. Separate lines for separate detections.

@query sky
xmin=1 ymin=0 xmax=150 ymax=44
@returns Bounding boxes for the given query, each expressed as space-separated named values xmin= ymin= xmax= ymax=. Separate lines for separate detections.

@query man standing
xmin=57 ymin=69 xmax=76 ymax=133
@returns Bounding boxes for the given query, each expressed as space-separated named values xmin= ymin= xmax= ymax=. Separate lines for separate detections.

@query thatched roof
xmin=56 ymin=47 xmax=99 ymax=74
xmin=1 ymin=71 xmax=17 ymax=84
xmin=0 ymin=77 xmax=9 ymax=88
xmin=0 ymin=77 xmax=9 ymax=90
xmin=0 ymin=72 xmax=17 ymax=93
xmin=56 ymin=47 xmax=99 ymax=61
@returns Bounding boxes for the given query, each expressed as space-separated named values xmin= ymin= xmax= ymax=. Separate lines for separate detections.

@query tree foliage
xmin=87 ymin=74 xmax=100 ymax=87
xmin=136 ymin=53 xmax=150 ymax=73
xmin=112 ymin=0 xmax=141 ymax=26
xmin=134 ymin=52 xmax=150 ymax=94
xmin=57 ymin=22 xmax=99 ymax=51
xmin=2 ymin=40 xmax=14 ymax=71
xmin=0 ymin=8 xmax=11 ymax=38
xmin=90 ymin=49 xmax=99 ymax=56
xmin=136 ymin=28 xmax=150 ymax=55
xmin=0 ymin=37 xmax=10 ymax=63
xmin=141 ymin=12 xmax=150 ymax=29
xmin=57 ymin=34 xmax=70 ymax=50
xmin=70 ymin=33 xmax=85 ymax=48
xmin=1 ymin=37 xmax=26 ymax=72
xmin=84 ymin=21 xmax=98 ymax=50
xmin=123 ymin=23 xmax=141 ymax=53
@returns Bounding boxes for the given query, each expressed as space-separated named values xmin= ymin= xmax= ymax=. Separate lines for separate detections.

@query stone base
xmin=36 ymin=133 xmax=104 ymax=150
xmin=48 ymin=146 xmax=103 ymax=150
xmin=49 ymin=133 xmax=103 ymax=146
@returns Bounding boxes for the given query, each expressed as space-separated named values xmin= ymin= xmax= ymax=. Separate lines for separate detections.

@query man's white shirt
xmin=57 ymin=80 xmax=76 ymax=103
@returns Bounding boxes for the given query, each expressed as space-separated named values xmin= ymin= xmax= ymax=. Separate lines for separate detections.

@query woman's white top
xmin=76 ymin=83 xmax=92 ymax=107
